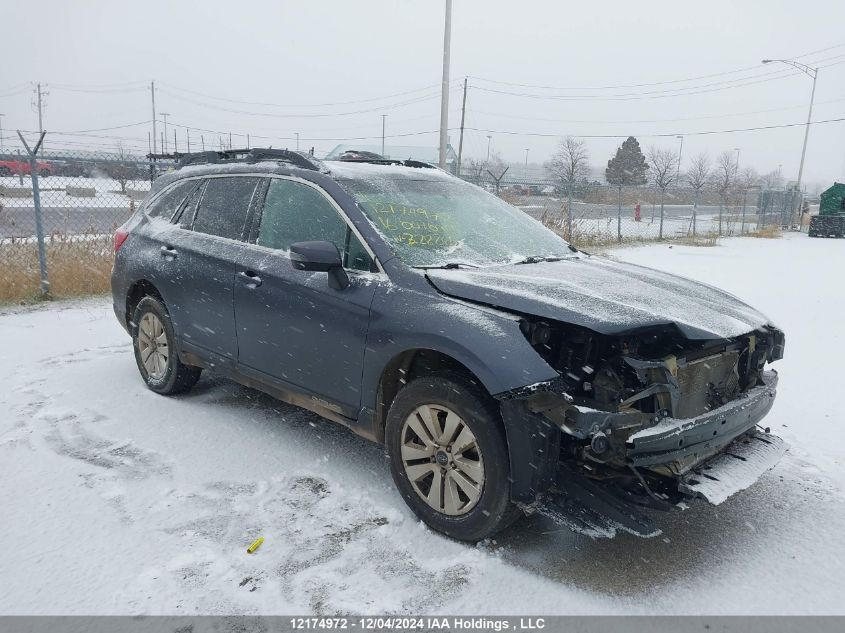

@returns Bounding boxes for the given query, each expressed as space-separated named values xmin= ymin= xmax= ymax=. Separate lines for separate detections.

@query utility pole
xmin=524 ymin=148 xmax=529 ymax=168
xmin=150 ymin=81 xmax=157 ymax=155
xmin=381 ymin=115 xmax=387 ymax=156
xmin=161 ymin=112 xmax=170 ymax=153
xmin=486 ymin=135 xmax=492 ymax=163
xmin=296 ymin=132 xmax=300 ymax=151
xmin=229 ymin=132 xmax=232 ymax=150
xmin=438 ymin=0 xmax=452 ymax=169
xmin=35 ymin=83 xmax=45 ymax=133
xmin=675 ymin=135 xmax=684 ymax=182
xmin=186 ymin=128 xmax=191 ymax=153
xmin=763 ymin=59 xmax=818 ymax=229
xmin=734 ymin=147 xmax=741 ymax=171
xmin=0 ymin=114 xmax=4 ymax=152
xmin=456 ymin=78 xmax=467 ymax=176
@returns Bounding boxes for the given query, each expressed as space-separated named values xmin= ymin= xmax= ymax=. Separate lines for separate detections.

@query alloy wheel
xmin=138 ymin=312 xmax=169 ymax=380
xmin=400 ymin=404 xmax=484 ymax=516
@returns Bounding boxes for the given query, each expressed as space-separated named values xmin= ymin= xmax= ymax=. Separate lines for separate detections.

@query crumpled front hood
xmin=426 ymin=255 xmax=772 ymax=340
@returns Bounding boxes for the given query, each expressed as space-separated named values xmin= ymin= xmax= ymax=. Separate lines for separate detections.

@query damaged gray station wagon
xmin=111 ymin=148 xmax=786 ymax=541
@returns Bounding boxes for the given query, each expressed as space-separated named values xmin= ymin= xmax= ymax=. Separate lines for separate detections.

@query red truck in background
xmin=0 ymin=159 xmax=53 ymax=177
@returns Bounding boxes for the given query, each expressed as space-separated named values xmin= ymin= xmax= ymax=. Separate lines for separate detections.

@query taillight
xmin=114 ymin=228 xmax=129 ymax=252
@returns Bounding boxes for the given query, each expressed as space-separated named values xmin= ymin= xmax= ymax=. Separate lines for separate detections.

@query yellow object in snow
xmin=247 ymin=537 xmax=264 ymax=554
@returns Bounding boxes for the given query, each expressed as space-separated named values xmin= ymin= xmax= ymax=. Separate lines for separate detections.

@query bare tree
xmin=759 ymin=169 xmax=783 ymax=191
xmin=684 ymin=153 xmax=711 ymax=236
xmin=464 ymin=157 xmax=486 ymax=183
xmin=711 ymin=150 xmax=739 ymax=235
xmin=108 ymin=142 xmax=134 ymax=194
xmin=647 ymin=146 xmax=680 ymax=239
xmin=546 ymin=136 xmax=590 ymax=238
xmin=737 ymin=167 xmax=759 ymax=233
xmin=485 ymin=152 xmax=510 ymax=195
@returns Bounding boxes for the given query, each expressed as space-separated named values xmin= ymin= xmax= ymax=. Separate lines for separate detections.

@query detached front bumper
xmin=625 ymin=370 xmax=778 ymax=475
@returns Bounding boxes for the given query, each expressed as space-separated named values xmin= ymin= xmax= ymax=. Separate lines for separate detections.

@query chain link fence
xmin=0 ymin=138 xmax=803 ymax=303
xmin=463 ymin=173 xmax=803 ymax=248
xmin=0 ymin=142 xmax=177 ymax=303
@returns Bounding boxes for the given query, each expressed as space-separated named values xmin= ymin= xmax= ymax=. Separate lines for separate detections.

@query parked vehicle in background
xmin=111 ymin=148 xmax=786 ymax=541
xmin=0 ymin=158 xmax=53 ymax=177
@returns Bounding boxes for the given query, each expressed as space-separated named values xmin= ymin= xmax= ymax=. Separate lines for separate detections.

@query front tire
xmin=386 ymin=375 xmax=522 ymax=541
xmin=132 ymin=296 xmax=201 ymax=395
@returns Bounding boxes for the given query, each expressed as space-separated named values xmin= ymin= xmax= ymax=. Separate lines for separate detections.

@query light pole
xmin=486 ymin=135 xmax=492 ymax=163
xmin=438 ymin=0 xmax=452 ymax=169
xmin=161 ymin=112 xmax=170 ymax=153
xmin=763 ymin=58 xmax=818 ymax=229
xmin=381 ymin=114 xmax=387 ymax=156
xmin=675 ymin=135 xmax=684 ymax=183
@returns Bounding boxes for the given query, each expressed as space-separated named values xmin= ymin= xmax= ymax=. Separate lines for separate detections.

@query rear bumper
xmin=625 ymin=370 xmax=778 ymax=475
xmin=113 ymin=300 xmax=130 ymax=334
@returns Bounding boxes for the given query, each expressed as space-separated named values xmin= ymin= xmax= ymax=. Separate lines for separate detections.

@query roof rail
xmin=146 ymin=148 xmax=322 ymax=171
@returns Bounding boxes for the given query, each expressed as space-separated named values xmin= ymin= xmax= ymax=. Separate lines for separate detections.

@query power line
xmin=50 ymin=85 xmax=149 ymax=95
xmin=463 ymin=116 xmax=845 ymax=139
xmin=156 ymin=85 xmax=460 ymax=119
xmin=468 ymin=95 xmax=845 ymax=125
xmin=156 ymin=79 xmax=462 ymax=109
xmin=50 ymin=120 xmax=153 ymax=134
xmin=468 ymin=56 xmax=845 ymax=102
xmin=467 ymin=41 xmax=845 ymax=92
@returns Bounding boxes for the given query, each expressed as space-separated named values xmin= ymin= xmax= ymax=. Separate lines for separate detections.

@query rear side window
xmin=146 ymin=181 xmax=196 ymax=220
xmin=257 ymin=179 xmax=372 ymax=271
xmin=192 ymin=177 xmax=260 ymax=240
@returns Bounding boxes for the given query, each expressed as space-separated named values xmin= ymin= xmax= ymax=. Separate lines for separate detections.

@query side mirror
xmin=289 ymin=240 xmax=349 ymax=290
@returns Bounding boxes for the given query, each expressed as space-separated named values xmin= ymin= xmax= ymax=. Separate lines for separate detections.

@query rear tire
xmin=386 ymin=374 xmax=522 ymax=541
xmin=132 ymin=296 xmax=201 ymax=395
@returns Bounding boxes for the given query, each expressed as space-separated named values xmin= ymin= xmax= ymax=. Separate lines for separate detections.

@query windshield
xmin=338 ymin=174 xmax=572 ymax=267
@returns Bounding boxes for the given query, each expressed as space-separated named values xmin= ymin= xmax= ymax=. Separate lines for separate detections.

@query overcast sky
xmin=2 ymin=0 xmax=844 ymax=188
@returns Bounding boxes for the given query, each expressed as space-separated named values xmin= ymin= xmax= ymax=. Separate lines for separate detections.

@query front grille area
xmin=674 ymin=350 xmax=741 ymax=418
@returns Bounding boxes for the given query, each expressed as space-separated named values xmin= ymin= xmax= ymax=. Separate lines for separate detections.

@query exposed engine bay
xmin=502 ymin=318 xmax=786 ymax=536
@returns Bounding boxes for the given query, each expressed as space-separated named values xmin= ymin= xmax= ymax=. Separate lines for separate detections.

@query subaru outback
xmin=111 ymin=148 xmax=785 ymax=540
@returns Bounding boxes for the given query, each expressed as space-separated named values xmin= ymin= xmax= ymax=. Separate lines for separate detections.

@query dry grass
xmin=744 ymin=226 xmax=782 ymax=239
xmin=673 ymin=232 xmax=720 ymax=247
xmin=0 ymin=234 xmax=114 ymax=304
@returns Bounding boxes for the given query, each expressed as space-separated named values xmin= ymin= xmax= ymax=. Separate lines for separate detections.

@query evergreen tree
xmin=605 ymin=136 xmax=648 ymax=186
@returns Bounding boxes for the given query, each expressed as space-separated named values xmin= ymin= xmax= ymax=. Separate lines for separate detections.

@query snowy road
xmin=1 ymin=233 xmax=843 ymax=615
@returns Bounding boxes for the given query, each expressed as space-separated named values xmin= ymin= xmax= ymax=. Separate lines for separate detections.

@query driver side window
xmin=257 ymin=179 xmax=373 ymax=271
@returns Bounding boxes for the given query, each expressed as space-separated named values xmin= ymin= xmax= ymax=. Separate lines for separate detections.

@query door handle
xmin=238 ymin=270 xmax=263 ymax=287
xmin=160 ymin=245 xmax=178 ymax=258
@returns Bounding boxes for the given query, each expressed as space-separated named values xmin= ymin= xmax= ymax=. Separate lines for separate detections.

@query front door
xmin=234 ymin=177 xmax=380 ymax=418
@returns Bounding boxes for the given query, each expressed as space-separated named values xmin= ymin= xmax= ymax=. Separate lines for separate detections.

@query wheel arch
xmin=125 ymin=279 xmax=163 ymax=329
xmin=373 ymin=347 xmax=491 ymax=444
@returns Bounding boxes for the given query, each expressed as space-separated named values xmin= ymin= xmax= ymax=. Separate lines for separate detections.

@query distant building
xmin=325 ymin=144 xmax=458 ymax=172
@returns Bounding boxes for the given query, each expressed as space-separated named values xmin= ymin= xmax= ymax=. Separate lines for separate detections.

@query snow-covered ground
xmin=1 ymin=175 xmax=148 ymax=208
xmin=1 ymin=232 xmax=843 ymax=615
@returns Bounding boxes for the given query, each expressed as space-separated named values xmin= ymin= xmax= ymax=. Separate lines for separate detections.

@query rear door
xmin=234 ymin=176 xmax=380 ymax=418
xmin=170 ymin=175 xmax=262 ymax=368
xmin=134 ymin=178 xmax=203 ymax=331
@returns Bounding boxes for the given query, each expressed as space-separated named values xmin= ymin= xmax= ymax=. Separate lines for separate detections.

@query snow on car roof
xmin=324 ymin=160 xmax=453 ymax=181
